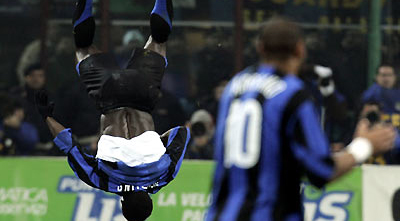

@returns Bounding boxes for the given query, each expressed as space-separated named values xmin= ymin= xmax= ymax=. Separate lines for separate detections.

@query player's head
xmin=256 ymin=17 xmax=306 ymax=69
xmin=121 ymin=191 xmax=153 ymax=221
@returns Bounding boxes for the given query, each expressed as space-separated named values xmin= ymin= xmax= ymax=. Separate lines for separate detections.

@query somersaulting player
xmin=35 ymin=1 xmax=190 ymax=221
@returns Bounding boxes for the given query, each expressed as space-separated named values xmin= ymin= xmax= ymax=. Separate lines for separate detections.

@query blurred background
xmin=2 ymin=1 xmax=400 ymax=221
xmin=1 ymin=0 xmax=400 ymax=163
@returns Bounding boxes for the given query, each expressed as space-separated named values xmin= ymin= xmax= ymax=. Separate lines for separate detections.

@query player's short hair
xmin=121 ymin=191 xmax=153 ymax=221
xmin=258 ymin=17 xmax=304 ymax=61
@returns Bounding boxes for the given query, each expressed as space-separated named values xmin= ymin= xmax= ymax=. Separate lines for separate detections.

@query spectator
xmin=16 ymin=23 xmax=60 ymax=87
xmin=362 ymin=64 xmax=400 ymax=129
xmin=10 ymin=63 xmax=54 ymax=147
xmin=358 ymin=101 xmax=400 ymax=164
xmin=185 ymin=109 xmax=214 ymax=160
xmin=12 ymin=63 xmax=46 ymax=95
xmin=0 ymin=95 xmax=39 ymax=155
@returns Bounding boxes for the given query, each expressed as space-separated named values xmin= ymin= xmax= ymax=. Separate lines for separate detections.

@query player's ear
xmin=255 ymin=38 xmax=265 ymax=58
xmin=294 ymin=40 xmax=306 ymax=61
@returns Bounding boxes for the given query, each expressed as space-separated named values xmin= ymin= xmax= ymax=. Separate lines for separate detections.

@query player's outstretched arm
xmin=35 ymin=90 xmax=107 ymax=190
xmin=330 ymin=120 xmax=396 ymax=181
xmin=291 ymin=99 xmax=395 ymax=187
xmin=46 ymin=117 xmax=66 ymax=138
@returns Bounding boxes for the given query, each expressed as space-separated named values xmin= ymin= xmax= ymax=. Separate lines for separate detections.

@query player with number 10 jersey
xmin=206 ymin=17 xmax=396 ymax=221
xmin=207 ymin=63 xmax=334 ymax=221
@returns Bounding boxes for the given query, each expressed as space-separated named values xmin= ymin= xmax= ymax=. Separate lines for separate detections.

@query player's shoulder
xmin=225 ymin=65 xmax=306 ymax=99
xmin=227 ymin=66 xmax=286 ymax=99
xmin=267 ymin=75 xmax=310 ymax=111
xmin=282 ymin=75 xmax=310 ymax=103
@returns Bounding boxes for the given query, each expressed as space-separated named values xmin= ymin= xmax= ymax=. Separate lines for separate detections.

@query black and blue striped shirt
xmin=54 ymin=126 xmax=190 ymax=194
xmin=206 ymin=65 xmax=334 ymax=221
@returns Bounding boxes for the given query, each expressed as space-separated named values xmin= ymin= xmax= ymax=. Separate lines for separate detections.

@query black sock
xmin=73 ymin=0 xmax=95 ymax=48
xmin=150 ymin=0 xmax=173 ymax=43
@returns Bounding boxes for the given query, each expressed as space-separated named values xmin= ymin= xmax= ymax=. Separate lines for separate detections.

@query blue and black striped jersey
xmin=206 ymin=65 xmax=334 ymax=221
xmin=54 ymin=126 xmax=190 ymax=194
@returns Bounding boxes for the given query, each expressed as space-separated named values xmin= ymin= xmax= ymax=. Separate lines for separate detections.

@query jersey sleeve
xmin=289 ymin=100 xmax=335 ymax=188
xmin=54 ymin=129 xmax=107 ymax=190
xmin=164 ymin=126 xmax=191 ymax=179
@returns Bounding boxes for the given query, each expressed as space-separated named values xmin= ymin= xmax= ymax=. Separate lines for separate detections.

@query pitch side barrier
xmin=0 ymin=158 xmax=396 ymax=221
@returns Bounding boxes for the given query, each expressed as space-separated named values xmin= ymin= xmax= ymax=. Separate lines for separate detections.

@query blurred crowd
xmin=1 ymin=27 xmax=400 ymax=165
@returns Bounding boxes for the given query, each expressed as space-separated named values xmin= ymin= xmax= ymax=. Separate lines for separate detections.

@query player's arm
xmin=289 ymin=94 xmax=395 ymax=187
xmin=46 ymin=117 xmax=66 ymax=138
xmin=35 ymin=90 xmax=106 ymax=190
xmin=330 ymin=120 xmax=395 ymax=180
xmin=161 ymin=126 xmax=190 ymax=179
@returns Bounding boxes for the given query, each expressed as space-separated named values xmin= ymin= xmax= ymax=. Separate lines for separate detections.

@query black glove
xmin=34 ymin=89 xmax=55 ymax=120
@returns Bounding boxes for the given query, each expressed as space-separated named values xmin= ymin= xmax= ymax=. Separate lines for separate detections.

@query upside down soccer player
xmin=206 ymin=17 xmax=397 ymax=221
xmin=35 ymin=1 xmax=190 ymax=221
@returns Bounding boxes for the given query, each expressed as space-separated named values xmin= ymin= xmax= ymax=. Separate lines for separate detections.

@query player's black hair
xmin=24 ymin=63 xmax=43 ymax=76
xmin=121 ymin=191 xmax=153 ymax=221
xmin=257 ymin=16 xmax=304 ymax=61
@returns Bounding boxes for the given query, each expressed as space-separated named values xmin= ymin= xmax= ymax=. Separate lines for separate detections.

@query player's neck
xmin=262 ymin=58 xmax=300 ymax=75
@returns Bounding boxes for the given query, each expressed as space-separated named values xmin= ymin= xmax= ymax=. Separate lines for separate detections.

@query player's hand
xmin=34 ymin=89 xmax=55 ymax=120
xmin=354 ymin=119 xmax=396 ymax=154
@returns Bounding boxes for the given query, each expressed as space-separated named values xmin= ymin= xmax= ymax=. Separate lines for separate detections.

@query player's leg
xmin=73 ymin=0 xmax=100 ymax=62
xmin=144 ymin=36 xmax=166 ymax=58
xmin=144 ymin=0 xmax=174 ymax=57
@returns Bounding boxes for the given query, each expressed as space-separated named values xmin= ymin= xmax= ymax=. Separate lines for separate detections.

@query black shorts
xmin=77 ymin=48 xmax=166 ymax=113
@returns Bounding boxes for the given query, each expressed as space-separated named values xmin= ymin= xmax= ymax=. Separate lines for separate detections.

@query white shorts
xmin=96 ymin=131 xmax=166 ymax=167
